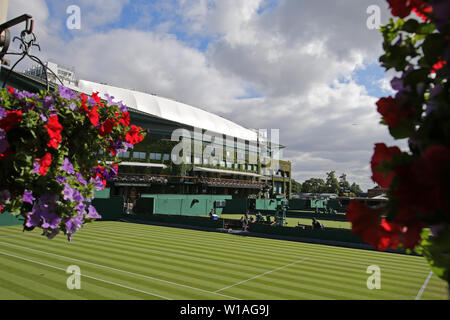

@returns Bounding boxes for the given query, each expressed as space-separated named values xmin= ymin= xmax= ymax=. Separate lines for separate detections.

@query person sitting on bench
xmin=209 ymin=208 xmax=218 ymax=220
xmin=312 ymin=217 xmax=324 ymax=230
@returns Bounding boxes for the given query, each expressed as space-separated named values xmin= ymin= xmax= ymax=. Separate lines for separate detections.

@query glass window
xmin=133 ymin=152 xmax=146 ymax=159
xmin=155 ymin=153 xmax=161 ymax=160
xmin=194 ymin=157 xmax=201 ymax=164
xmin=220 ymin=161 xmax=226 ymax=167
xmin=203 ymin=158 xmax=209 ymax=165
xmin=119 ymin=151 xmax=130 ymax=158
xmin=163 ymin=153 xmax=170 ymax=161
xmin=227 ymin=162 xmax=233 ymax=168
xmin=150 ymin=153 xmax=156 ymax=160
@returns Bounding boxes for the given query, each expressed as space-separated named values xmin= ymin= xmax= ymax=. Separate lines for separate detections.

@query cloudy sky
xmin=6 ymin=0 xmax=411 ymax=191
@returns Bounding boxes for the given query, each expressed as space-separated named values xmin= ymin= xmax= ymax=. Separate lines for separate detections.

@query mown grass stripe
xmin=216 ymin=257 xmax=310 ymax=293
xmin=0 ymin=240 xmax=239 ymax=300
xmin=0 ymin=222 xmax=447 ymax=300
xmin=57 ymin=224 xmax=429 ymax=273
xmin=80 ymin=223 xmax=429 ymax=268
xmin=0 ymin=250 xmax=171 ymax=300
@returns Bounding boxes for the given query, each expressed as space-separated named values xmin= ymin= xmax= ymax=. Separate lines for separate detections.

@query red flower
xmin=98 ymin=119 xmax=115 ymax=136
xmin=88 ymin=105 xmax=99 ymax=127
xmin=412 ymin=145 xmax=450 ymax=217
xmin=91 ymin=92 xmax=103 ymax=107
xmin=38 ymin=152 xmax=52 ymax=176
xmin=371 ymin=143 xmax=402 ymax=188
xmin=0 ymin=110 xmax=23 ymax=131
xmin=119 ymin=112 xmax=130 ymax=127
xmin=387 ymin=0 xmax=432 ymax=19
xmin=0 ymin=147 xmax=13 ymax=160
xmin=376 ymin=96 xmax=413 ymax=128
xmin=7 ymin=86 xmax=15 ymax=94
xmin=346 ymin=200 xmax=420 ymax=250
xmin=45 ymin=115 xmax=63 ymax=149
xmin=80 ymin=93 xmax=89 ymax=113
xmin=431 ymin=60 xmax=447 ymax=74
xmin=125 ymin=125 xmax=144 ymax=145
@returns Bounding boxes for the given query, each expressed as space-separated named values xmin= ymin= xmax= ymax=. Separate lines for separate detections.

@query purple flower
xmin=72 ymin=189 xmax=84 ymax=203
xmin=58 ymin=86 xmax=76 ymax=100
xmin=104 ymin=93 xmax=117 ymax=106
xmin=76 ymin=202 xmax=86 ymax=213
xmin=25 ymin=194 xmax=61 ymax=229
xmin=431 ymin=0 xmax=450 ymax=33
xmin=75 ymin=172 xmax=87 ymax=186
xmin=68 ymin=102 xmax=77 ymax=111
xmin=40 ymin=114 xmax=48 ymax=122
xmin=43 ymin=96 xmax=55 ymax=111
xmin=22 ymin=190 xmax=35 ymax=204
xmin=0 ymin=190 xmax=11 ymax=204
xmin=90 ymin=176 xmax=105 ymax=191
xmin=0 ymin=129 xmax=9 ymax=154
xmin=63 ymin=183 xmax=74 ymax=202
xmin=56 ymin=175 xmax=67 ymax=184
xmin=32 ymin=162 xmax=40 ymax=174
xmin=65 ymin=214 xmax=83 ymax=241
xmin=22 ymin=91 xmax=38 ymax=99
xmin=87 ymin=96 xmax=96 ymax=106
xmin=0 ymin=107 xmax=6 ymax=119
xmin=25 ymin=211 xmax=41 ymax=228
xmin=41 ymin=211 xmax=61 ymax=229
xmin=118 ymin=101 xmax=127 ymax=113
xmin=88 ymin=205 xmax=101 ymax=219
xmin=61 ymin=158 xmax=75 ymax=175
xmin=44 ymin=228 xmax=60 ymax=239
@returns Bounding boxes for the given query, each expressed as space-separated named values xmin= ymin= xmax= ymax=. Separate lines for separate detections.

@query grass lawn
xmin=0 ymin=221 xmax=447 ymax=300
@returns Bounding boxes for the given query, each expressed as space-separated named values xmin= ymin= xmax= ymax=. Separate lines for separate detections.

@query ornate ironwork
xmin=0 ymin=14 xmax=63 ymax=90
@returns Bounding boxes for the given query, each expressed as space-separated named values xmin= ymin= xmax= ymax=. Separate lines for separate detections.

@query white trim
xmin=193 ymin=166 xmax=263 ymax=178
xmin=75 ymin=80 xmax=258 ymax=142
xmin=106 ymin=161 xmax=167 ymax=168
xmin=215 ymin=257 xmax=310 ymax=293
xmin=415 ymin=271 xmax=433 ymax=300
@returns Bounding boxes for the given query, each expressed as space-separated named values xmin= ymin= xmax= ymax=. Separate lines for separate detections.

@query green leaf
xmin=388 ymin=119 xmax=415 ymax=139
xmin=422 ymin=34 xmax=447 ymax=64
xmin=402 ymin=19 xmax=419 ymax=33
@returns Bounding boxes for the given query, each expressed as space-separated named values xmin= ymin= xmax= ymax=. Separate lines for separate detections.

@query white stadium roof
xmin=73 ymin=80 xmax=258 ymax=142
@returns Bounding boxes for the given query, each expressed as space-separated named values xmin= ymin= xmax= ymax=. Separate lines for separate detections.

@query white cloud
xmin=5 ymin=0 xmax=408 ymax=191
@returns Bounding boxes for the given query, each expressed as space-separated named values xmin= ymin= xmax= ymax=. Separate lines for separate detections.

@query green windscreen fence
xmin=138 ymin=194 xmax=233 ymax=216
xmin=0 ymin=212 xmax=24 ymax=226
xmin=92 ymin=196 xmax=125 ymax=220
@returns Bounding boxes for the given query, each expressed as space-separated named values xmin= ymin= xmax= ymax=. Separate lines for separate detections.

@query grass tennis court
xmin=213 ymin=214 xmax=352 ymax=229
xmin=0 ymin=221 xmax=447 ymax=300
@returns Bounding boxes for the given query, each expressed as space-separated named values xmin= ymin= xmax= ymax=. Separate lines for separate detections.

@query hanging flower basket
xmin=0 ymin=85 xmax=145 ymax=241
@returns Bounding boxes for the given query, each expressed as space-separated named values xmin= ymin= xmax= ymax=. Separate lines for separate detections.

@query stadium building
xmin=2 ymin=63 xmax=292 ymax=202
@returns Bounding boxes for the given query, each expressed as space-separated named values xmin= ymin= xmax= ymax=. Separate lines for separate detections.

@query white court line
xmin=0 ymin=250 xmax=171 ymax=300
xmin=215 ymin=257 xmax=310 ymax=293
xmin=415 ymin=270 xmax=433 ymax=300
xmin=0 ymin=241 xmax=240 ymax=300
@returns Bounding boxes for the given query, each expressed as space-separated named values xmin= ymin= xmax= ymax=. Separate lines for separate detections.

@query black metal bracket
xmin=0 ymin=14 xmax=63 ymax=90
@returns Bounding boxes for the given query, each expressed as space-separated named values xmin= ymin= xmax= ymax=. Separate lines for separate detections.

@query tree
xmin=349 ymin=182 xmax=363 ymax=195
xmin=339 ymin=173 xmax=351 ymax=196
xmin=291 ymin=179 xmax=302 ymax=194
xmin=301 ymin=178 xmax=325 ymax=194
xmin=325 ymin=171 xmax=340 ymax=194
